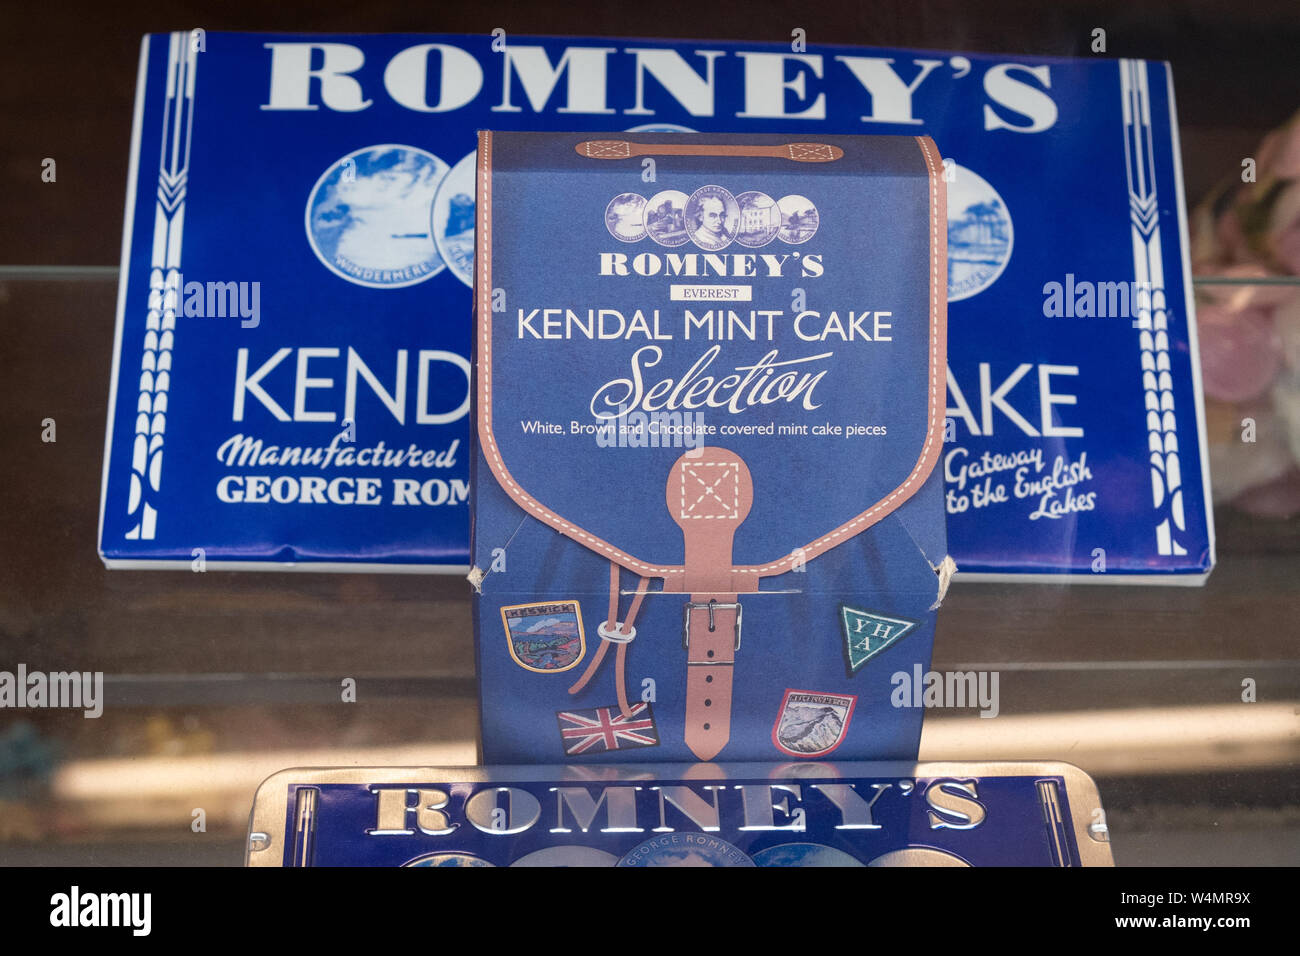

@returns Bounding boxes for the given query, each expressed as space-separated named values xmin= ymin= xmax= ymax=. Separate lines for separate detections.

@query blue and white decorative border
xmin=1120 ymin=59 xmax=1188 ymax=558
xmin=96 ymin=34 xmax=465 ymax=571
xmin=124 ymin=33 xmax=195 ymax=540
xmin=959 ymin=60 xmax=1213 ymax=583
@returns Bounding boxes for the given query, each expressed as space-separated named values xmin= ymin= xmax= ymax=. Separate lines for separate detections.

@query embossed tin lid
xmin=246 ymin=761 xmax=1114 ymax=867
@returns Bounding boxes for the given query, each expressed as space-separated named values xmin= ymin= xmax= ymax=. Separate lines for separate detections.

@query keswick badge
xmin=502 ymin=601 xmax=586 ymax=673
xmin=472 ymin=131 xmax=950 ymax=764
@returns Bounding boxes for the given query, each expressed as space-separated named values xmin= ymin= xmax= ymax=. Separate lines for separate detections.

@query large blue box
xmin=101 ymin=32 xmax=1212 ymax=580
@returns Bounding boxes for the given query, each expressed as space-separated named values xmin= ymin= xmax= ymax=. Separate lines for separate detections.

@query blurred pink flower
xmin=1197 ymin=302 xmax=1282 ymax=402
xmin=1268 ymin=179 xmax=1300 ymax=273
xmin=1256 ymin=114 xmax=1300 ymax=182
xmin=1234 ymin=467 xmax=1300 ymax=519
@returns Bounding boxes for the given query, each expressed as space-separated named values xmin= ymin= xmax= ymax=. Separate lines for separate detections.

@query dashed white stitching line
xmin=787 ymin=143 xmax=837 ymax=161
xmin=679 ymin=462 xmax=738 ymax=519
xmin=744 ymin=137 xmax=942 ymax=574
xmin=478 ymin=134 xmax=943 ymax=578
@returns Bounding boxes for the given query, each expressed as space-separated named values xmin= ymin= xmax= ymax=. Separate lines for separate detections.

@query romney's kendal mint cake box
xmin=470 ymin=130 xmax=951 ymax=764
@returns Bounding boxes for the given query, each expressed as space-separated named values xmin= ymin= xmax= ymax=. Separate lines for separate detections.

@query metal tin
xmin=245 ymin=761 xmax=1114 ymax=866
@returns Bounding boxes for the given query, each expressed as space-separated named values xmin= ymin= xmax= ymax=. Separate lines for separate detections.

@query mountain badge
xmin=502 ymin=601 xmax=586 ymax=673
xmin=839 ymin=605 xmax=920 ymax=676
xmin=771 ymin=690 xmax=857 ymax=758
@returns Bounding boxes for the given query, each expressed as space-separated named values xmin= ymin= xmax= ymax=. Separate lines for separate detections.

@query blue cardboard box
xmin=471 ymin=130 xmax=950 ymax=764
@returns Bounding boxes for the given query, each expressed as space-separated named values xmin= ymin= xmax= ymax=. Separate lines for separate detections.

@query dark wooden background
xmin=6 ymin=0 xmax=1300 ymax=266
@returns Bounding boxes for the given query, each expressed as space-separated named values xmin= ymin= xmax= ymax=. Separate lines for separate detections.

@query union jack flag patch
xmin=556 ymin=702 xmax=660 ymax=756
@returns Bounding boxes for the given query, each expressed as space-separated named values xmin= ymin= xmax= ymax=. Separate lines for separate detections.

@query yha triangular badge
xmin=471 ymin=131 xmax=952 ymax=765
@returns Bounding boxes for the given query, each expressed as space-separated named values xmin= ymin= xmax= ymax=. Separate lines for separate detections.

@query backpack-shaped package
xmin=472 ymin=131 xmax=951 ymax=764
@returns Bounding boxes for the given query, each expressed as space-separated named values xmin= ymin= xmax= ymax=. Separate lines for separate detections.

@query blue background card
xmin=102 ymin=32 xmax=1212 ymax=580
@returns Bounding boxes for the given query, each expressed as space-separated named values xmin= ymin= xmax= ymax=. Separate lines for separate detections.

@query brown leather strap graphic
xmin=568 ymin=565 xmax=650 ymax=717
xmin=665 ymin=448 xmax=758 ymax=760
xmin=576 ymin=140 xmax=845 ymax=163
